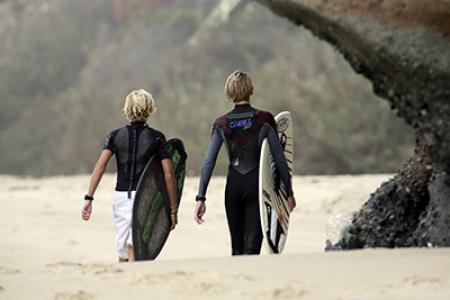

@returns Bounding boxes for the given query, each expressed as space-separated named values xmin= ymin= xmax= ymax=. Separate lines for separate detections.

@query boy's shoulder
xmin=107 ymin=126 xmax=124 ymax=137
xmin=254 ymin=109 xmax=276 ymax=129
xmin=255 ymin=109 xmax=274 ymax=119
xmin=213 ymin=114 xmax=228 ymax=128
xmin=212 ymin=108 xmax=275 ymax=128
xmin=144 ymin=126 xmax=167 ymax=141
xmin=107 ymin=124 xmax=165 ymax=138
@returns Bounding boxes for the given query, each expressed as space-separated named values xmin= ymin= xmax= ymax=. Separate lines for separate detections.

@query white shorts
xmin=113 ymin=191 xmax=135 ymax=259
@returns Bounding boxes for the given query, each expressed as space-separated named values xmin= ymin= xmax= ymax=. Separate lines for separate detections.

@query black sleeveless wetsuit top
xmin=104 ymin=121 xmax=169 ymax=196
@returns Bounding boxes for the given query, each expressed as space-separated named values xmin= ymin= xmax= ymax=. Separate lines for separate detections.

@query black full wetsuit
xmin=197 ymin=104 xmax=294 ymax=255
xmin=104 ymin=121 xmax=170 ymax=198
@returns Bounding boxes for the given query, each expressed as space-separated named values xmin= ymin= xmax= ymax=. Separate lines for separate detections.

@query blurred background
xmin=0 ymin=0 xmax=413 ymax=176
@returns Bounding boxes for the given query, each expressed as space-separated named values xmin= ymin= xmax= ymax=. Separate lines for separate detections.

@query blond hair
xmin=122 ymin=89 xmax=157 ymax=122
xmin=224 ymin=70 xmax=254 ymax=102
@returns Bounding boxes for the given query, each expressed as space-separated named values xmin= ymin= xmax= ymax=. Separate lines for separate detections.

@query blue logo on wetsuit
xmin=228 ymin=118 xmax=253 ymax=129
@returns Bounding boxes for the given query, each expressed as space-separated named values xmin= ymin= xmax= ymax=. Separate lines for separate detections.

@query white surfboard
xmin=259 ymin=111 xmax=294 ymax=254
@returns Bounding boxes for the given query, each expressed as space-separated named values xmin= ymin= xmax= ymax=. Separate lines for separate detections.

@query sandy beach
xmin=0 ymin=174 xmax=449 ymax=299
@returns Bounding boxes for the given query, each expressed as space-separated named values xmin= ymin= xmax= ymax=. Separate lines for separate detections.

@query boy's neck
xmin=234 ymin=100 xmax=250 ymax=106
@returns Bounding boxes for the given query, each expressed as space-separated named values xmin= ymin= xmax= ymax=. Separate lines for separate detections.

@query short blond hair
xmin=224 ymin=70 xmax=254 ymax=102
xmin=123 ymin=89 xmax=157 ymax=122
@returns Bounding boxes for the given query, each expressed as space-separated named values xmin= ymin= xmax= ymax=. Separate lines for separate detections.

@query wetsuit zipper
xmin=128 ymin=127 xmax=137 ymax=199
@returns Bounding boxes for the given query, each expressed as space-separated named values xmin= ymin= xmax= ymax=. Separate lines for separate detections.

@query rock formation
xmin=255 ymin=0 xmax=450 ymax=248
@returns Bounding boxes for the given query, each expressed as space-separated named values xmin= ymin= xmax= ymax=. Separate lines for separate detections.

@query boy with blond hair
xmin=82 ymin=89 xmax=178 ymax=262
xmin=194 ymin=70 xmax=296 ymax=255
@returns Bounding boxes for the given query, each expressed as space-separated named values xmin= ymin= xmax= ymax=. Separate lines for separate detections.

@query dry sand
xmin=0 ymin=174 xmax=449 ymax=299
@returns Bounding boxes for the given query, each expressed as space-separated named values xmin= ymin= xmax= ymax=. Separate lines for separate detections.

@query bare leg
xmin=118 ymin=257 xmax=128 ymax=263
xmin=127 ymin=245 xmax=135 ymax=262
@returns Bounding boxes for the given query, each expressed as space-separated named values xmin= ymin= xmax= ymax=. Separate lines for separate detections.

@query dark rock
xmin=256 ymin=0 xmax=450 ymax=249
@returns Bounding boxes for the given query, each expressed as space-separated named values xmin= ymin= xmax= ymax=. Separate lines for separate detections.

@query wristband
xmin=195 ymin=195 xmax=206 ymax=201
xmin=84 ymin=194 xmax=94 ymax=201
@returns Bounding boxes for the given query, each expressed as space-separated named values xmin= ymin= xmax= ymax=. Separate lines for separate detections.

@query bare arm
xmin=88 ymin=149 xmax=113 ymax=196
xmin=161 ymin=158 xmax=178 ymax=230
xmin=266 ymin=127 xmax=296 ymax=211
xmin=195 ymin=129 xmax=223 ymax=224
xmin=197 ymin=129 xmax=223 ymax=199
xmin=81 ymin=150 xmax=113 ymax=221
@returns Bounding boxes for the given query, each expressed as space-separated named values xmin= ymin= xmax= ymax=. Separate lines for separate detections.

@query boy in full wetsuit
xmin=194 ymin=70 xmax=296 ymax=255
xmin=81 ymin=89 xmax=178 ymax=262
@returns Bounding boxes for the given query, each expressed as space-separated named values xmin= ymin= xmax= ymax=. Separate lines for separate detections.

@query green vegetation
xmin=0 ymin=0 xmax=413 ymax=176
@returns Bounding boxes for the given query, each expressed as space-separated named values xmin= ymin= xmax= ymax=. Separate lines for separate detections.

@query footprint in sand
xmin=54 ymin=290 xmax=94 ymax=300
xmin=187 ymin=273 xmax=225 ymax=294
xmin=0 ymin=266 xmax=20 ymax=275
xmin=259 ymin=285 xmax=308 ymax=299
xmin=46 ymin=262 xmax=123 ymax=278
xmin=45 ymin=262 xmax=81 ymax=277
xmin=132 ymin=270 xmax=194 ymax=285
xmin=233 ymin=273 xmax=256 ymax=282
xmin=0 ymin=285 xmax=4 ymax=291
xmin=132 ymin=270 xmax=226 ymax=294
xmin=83 ymin=264 xmax=124 ymax=277
xmin=403 ymin=276 xmax=444 ymax=287
xmin=190 ymin=281 xmax=225 ymax=294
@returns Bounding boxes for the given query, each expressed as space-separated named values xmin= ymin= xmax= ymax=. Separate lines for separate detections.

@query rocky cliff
xmin=256 ymin=0 xmax=450 ymax=248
